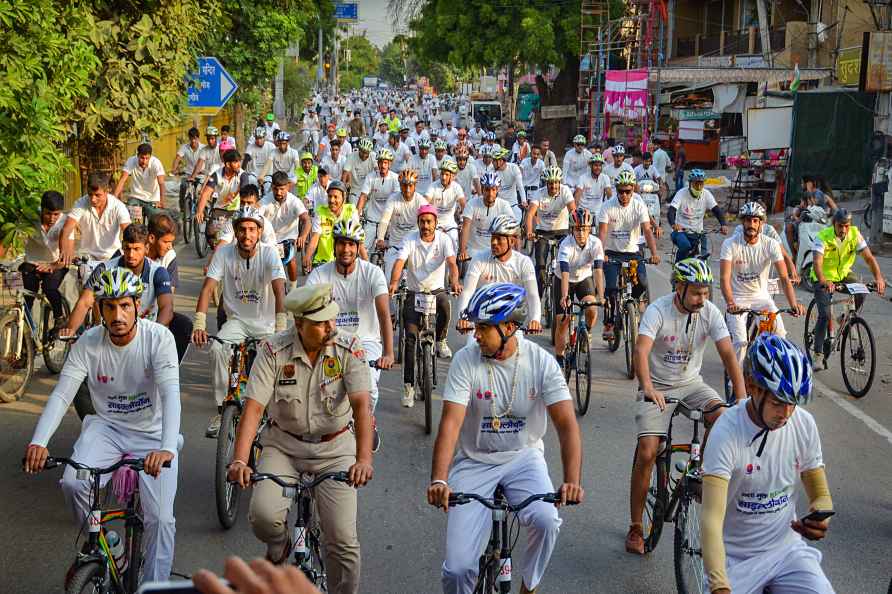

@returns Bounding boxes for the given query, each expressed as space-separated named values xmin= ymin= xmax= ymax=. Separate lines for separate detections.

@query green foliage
xmin=0 ymin=0 xmax=97 ymax=250
xmin=339 ymin=35 xmax=381 ymax=91
xmin=283 ymin=60 xmax=314 ymax=120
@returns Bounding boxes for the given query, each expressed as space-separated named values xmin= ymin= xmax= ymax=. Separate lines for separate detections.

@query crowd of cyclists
xmin=13 ymin=86 xmax=888 ymax=594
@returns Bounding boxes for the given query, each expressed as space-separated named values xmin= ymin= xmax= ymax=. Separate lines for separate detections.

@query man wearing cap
xmin=227 ymin=283 xmax=373 ymax=594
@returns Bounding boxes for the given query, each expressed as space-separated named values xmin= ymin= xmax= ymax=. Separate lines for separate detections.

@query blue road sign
xmin=187 ymin=57 xmax=238 ymax=111
xmin=335 ymin=2 xmax=358 ymax=21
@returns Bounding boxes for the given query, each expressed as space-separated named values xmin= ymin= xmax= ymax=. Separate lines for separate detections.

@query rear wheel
xmin=65 ymin=561 xmax=109 ymax=594
xmin=216 ymin=404 xmax=242 ymax=529
xmin=673 ymin=489 xmax=705 ymax=594
xmin=43 ymin=299 xmax=71 ymax=374
xmin=574 ymin=330 xmax=592 ymax=416
xmin=640 ymin=446 xmax=670 ymax=553
xmin=840 ymin=317 xmax=876 ymax=398
xmin=421 ymin=342 xmax=434 ymax=434
xmin=0 ymin=312 xmax=34 ymax=402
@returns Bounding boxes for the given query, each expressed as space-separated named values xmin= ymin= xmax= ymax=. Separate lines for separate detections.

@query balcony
xmin=675 ymin=26 xmax=787 ymax=59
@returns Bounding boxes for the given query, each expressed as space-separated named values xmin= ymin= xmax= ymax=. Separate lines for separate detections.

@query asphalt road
xmin=3 ymin=230 xmax=892 ymax=593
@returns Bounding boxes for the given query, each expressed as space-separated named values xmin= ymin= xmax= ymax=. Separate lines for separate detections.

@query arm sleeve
xmin=701 ymin=475 xmax=731 ymax=592
xmin=30 ymin=374 xmax=85 ymax=447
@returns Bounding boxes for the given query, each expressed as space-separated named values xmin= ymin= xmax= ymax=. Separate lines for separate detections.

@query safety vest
xmin=295 ymin=165 xmax=318 ymax=199
xmin=314 ymin=203 xmax=357 ymax=264
xmin=813 ymin=225 xmax=862 ymax=282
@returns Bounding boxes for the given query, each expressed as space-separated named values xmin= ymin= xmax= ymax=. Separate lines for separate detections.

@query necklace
xmin=486 ymin=347 xmax=520 ymax=432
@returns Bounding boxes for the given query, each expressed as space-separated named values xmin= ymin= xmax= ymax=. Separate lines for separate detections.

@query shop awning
xmin=651 ymin=67 xmax=832 ymax=84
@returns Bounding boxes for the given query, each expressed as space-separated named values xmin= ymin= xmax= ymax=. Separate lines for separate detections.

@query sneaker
xmin=625 ymin=523 xmax=646 ymax=555
xmin=436 ymin=339 xmax=452 ymax=359
xmin=602 ymin=323 xmax=615 ymax=341
xmin=205 ymin=414 xmax=222 ymax=438
xmin=402 ymin=384 xmax=415 ymax=408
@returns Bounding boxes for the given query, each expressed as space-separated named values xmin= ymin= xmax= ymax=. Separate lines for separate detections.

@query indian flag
xmin=790 ymin=63 xmax=801 ymax=93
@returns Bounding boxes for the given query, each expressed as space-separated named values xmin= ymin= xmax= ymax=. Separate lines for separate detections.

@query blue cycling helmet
xmin=480 ymin=172 xmax=502 ymax=189
xmin=747 ymin=333 xmax=813 ymax=406
xmin=689 ymin=168 xmax=706 ymax=182
xmin=463 ymin=283 xmax=527 ymax=325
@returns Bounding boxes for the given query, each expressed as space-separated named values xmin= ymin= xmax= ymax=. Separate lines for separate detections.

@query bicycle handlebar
xmin=448 ymin=491 xmax=575 ymax=510
xmin=32 ymin=456 xmax=171 ymax=474
xmin=248 ymin=470 xmax=350 ymax=490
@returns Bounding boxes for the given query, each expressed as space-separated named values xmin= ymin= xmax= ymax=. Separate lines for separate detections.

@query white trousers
xmin=210 ymin=318 xmax=273 ymax=406
xmin=442 ymin=448 xmax=561 ymax=594
xmin=61 ymin=416 xmax=180 ymax=583
xmin=721 ymin=539 xmax=834 ymax=594
xmin=724 ymin=298 xmax=786 ymax=364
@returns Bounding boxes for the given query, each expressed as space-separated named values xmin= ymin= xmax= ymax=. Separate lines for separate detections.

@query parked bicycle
xmin=804 ymin=281 xmax=878 ymax=398
xmin=31 ymin=456 xmax=170 ymax=594
xmin=559 ymin=301 xmax=599 ymax=416
xmin=606 ymin=256 xmax=645 ymax=379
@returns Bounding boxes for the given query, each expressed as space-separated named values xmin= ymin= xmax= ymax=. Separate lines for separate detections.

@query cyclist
xmin=377 ymin=169 xmax=430 ymax=279
xmin=172 ymin=127 xmax=203 ymax=211
xmin=356 ymin=148 xmax=400 ymax=253
xmin=21 ymin=191 xmax=69 ymax=325
xmin=244 ymin=126 xmax=276 ymax=189
xmin=493 ymin=147 xmax=526 ymax=222
xmin=553 ymin=208 xmax=604 ymax=368
xmin=388 ymin=205 xmax=462 ymax=405
xmin=427 ymin=282 xmax=583 ymax=594
xmin=269 ymin=132 xmax=300 ymax=192
xmin=295 ymin=151 xmax=319 ymax=200
xmin=426 ymin=157 xmax=466 ymax=250
xmin=702 ymin=334 xmax=834 ymax=594
xmin=457 ymin=215 xmax=541 ymax=335
xmin=304 ymin=181 xmax=365 ymax=272
xmin=59 ymin=172 xmax=132 ymax=266
xmin=526 ymin=166 xmax=577 ymax=295
xmin=409 ymin=138 xmax=438 ymax=195
xmin=189 ymin=126 xmax=222 ymax=184
xmin=24 ymin=268 xmax=181 ymax=583
xmin=562 ymin=134 xmax=592 ymax=188
xmin=602 ymin=144 xmax=633 ymax=182
xmin=259 ymin=171 xmax=311 ymax=282
xmin=626 ymin=258 xmax=745 ymax=555
xmin=720 ymin=201 xmax=804 ymax=363
xmin=191 ymin=206 xmax=287 ymax=437
xmin=519 ymin=143 xmax=545 ymax=197
xmin=194 ymin=149 xmax=249 ymax=225
xmin=575 ymin=152 xmax=612 ymax=216
xmin=458 ymin=172 xmax=515 ymax=262
xmin=226 ymin=283 xmax=372 ymax=594
xmin=597 ymin=170 xmax=659 ymax=341
xmin=307 ymin=220 xmax=394 ymax=451
xmin=810 ymin=208 xmax=886 ymax=369
xmin=668 ymin=168 xmax=728 ymax=262
xmin=342 ymin=138 xmax=376 ymax=203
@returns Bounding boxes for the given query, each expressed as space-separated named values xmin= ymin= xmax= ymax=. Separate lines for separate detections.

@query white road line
xmin=814 ymin=377 xmax=892 ymax=447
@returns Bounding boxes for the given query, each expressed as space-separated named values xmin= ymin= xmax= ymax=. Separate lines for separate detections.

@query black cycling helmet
xmin=832 ymin=208 xmax=852 ymax=224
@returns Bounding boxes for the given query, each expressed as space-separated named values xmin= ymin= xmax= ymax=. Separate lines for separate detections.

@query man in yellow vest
xmin=303 ymin=180 xmax=367 ymax=272
xmin=295 ymin=152 xmax=318 ymax=200
xmin=811 ymin=208 xmax=886 ymax=368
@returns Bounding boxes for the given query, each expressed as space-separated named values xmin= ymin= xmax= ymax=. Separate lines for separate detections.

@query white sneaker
xmin=205 ymin=413 xmax=222 ymax=438
xmin=436 ymin=340 xmax=452 ymax=359
xmin=402 ymin=384 xmax=415 ymax=407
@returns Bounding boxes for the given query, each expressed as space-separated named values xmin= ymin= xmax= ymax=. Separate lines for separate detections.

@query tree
xmin=339 ymin=35 xmax=381 ymax=91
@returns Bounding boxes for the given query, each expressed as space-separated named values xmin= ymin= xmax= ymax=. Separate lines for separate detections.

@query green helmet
xmin=673 ymin=258 xmax=713 ymax=286
xmin=94 ymin=268 xmax=144 ymax=302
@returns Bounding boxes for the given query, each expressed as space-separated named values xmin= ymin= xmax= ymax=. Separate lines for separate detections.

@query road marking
xmin=814 ymin=377 xmax=892 ymax=447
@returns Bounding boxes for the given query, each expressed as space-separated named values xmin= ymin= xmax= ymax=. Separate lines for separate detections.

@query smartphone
xmin=800 ymin=509 xmax=835 ymax=523
xmin=136 ymin=580 xmax=230 ymax=593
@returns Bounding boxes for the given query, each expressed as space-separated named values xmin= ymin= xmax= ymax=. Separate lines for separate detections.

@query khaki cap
xmin=285 ymin=283 xmax=340 ymax=321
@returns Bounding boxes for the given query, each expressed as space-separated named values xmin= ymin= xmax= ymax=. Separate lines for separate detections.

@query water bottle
xmin=106 ymin=530 xmax=128 ymax=572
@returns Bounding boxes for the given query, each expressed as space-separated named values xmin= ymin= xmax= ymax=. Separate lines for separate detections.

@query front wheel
xmin=840 ymin=317 xmax=876 ymax=398
xmin=0 ymin=312 xmax=34 ymax=402
xmin=421 ymin=342 xmax=434 ymax=435
xmin=673 ymin=490 xmax=705 ymax=594
xmin=574 ymin=329 xmax=592 ymax=416
xmin=65 ymin=561 xmax=110 ymax=594
xmin=216 ymin=404 xmax=242 ymax=529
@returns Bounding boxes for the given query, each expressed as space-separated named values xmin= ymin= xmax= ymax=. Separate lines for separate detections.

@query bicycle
xmin=209 ymin=335 xmax=267 ymax=529
xmin=244 ymin=470 xmax=351 ymax=591
xmin=804 ymin=281 xmax=877 ymax=398
xmin=723 ymin=307 xmax=796 ymax=403
xmin=559 ymin=301 xmax=599 ymax=416
xmin=636 ymin=398 xmax=729 ymax=593
xmin=447 ymin=488 xmax=573 ymax=594
xmin=606 ymin=256 xmax=644 ymax=379
xmin=32 ymin=456 xmax=171 ymax=594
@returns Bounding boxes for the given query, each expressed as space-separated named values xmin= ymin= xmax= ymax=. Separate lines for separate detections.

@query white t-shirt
xmin=638 ymin=294 xmax=730 ymax=388
xmin=703 ymin=403 xmax=824 ymax=560
xmin=123 ymin=155 xmax=165 ymax=203
xmin=462 ymin=197 xmax=515 ymax=252
xmin=597 ymin=196 xmax=650 ymax=253
xmin=245 ymin=141 xmax=276 ymax=177
xmin=360 ymin=171 xmax=401 ymax=222
xmin=69 ymin=195 xmax=132 ymax=260
xmin=520 ymin=157 xmax=545 ymax=188
xmin=307 ymin=259 xmax=388 ymax=341
xmin=269 ymin=147 xmax=300 ymax=182
xmin=259 ymin=193 xmax=308 ymax=241
xmin=206 ymin=243 xmax=286 ymax=330
xmin=344 ymin=151 xmax=377 ymax=198
xmin=425 ymin=180 xmax=465 ymax=230
xmin=442 ymin=335 xmax=571 ymax=465
xmin=670 ymin=187 xmax=718 ymax=233
xmin=720 ymin=233 xmax=783 ymax=302
xmin=575 ymin=171 xmax=612 ymax=215
xmin=395 ymin=230 xmax=455 ymax=292
xmin=554 ymin=234 xmax=604 ymax=282
xmin=562 ymin=148 xmax=593 ymax=186
xmin=378 ymin=193 xmax=429 ymax=247
xmin=531 ymin=185 xmax=575 ymax=232
xmin=409 ymin=153 xmax=438 ymax=194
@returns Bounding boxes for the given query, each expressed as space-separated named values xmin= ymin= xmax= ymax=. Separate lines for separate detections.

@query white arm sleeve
xmin=30 ymin=374 xmax=83 ymax=447
xmin=159 ymin=378 xmax=182 ymax=455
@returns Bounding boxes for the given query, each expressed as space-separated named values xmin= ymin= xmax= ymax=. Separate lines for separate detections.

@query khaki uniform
xmin=246 ymin=327 xmax=370 ymax=594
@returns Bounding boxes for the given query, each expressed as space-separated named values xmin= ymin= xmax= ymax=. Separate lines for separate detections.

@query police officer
xmin=227 ymin=283 xmax=373 ymax=594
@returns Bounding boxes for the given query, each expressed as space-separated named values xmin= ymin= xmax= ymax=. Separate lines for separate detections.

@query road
xmin=3 ymin=230 xmax=892 ymax=593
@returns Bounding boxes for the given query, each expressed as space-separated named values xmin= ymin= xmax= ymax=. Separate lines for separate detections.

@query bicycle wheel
xmin=43 ymin=299 xmax=71 ymax=374
xmin=194 ymin=216 xmax=209 ymax=258
xmin=803 ymin=298 xmax=818 ymax=355
xmin=674 ymin=488 xmax=705 ymax=594
xmin=0 ymin=311 xmax=34 ymax=403
xmin=421 ymin=342 xmax=434 ymax=434
xmin=574 ymin=329 xmax=592 ymax=416
xmin=624 ymin=302 xmax=638 ymax=380
xmin=65 ymin=561 xmax=109 ymax=594
xmin=215 ymin=404 xmax=242 ymax=529
xmin=840 ymin=317 xmax=876 ymax=398
xmin=640 ymin=447 xmax=670 ymax=552
xmin=124 ymin=496 xmax=145 ymax=592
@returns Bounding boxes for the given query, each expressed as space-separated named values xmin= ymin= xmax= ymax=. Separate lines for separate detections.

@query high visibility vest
xmin=314 ymin=203 xmax=357 ymax=263
xmin=813 ymin=225 xmax=863 ymax=282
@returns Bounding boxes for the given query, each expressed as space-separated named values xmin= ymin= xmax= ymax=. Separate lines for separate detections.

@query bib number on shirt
xmin=415 ymin=292 xmax=437 ymax=315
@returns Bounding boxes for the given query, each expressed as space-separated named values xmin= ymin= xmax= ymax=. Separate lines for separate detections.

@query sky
xmin=347 ymin=0 xmax=403 ymax=48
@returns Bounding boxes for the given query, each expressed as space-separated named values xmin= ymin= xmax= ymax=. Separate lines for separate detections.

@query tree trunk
xmin=534 ymin=51 xmax=580 ymax=152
